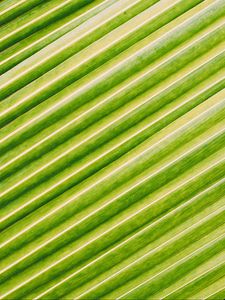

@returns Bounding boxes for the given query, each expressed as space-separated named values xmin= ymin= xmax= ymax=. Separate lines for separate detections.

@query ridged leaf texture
xmin=0 ymin=0 xmax=225 ymax=299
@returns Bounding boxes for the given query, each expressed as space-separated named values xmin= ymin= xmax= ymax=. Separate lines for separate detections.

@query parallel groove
xmin=1 ymin=29 xmax=225 ymax=168
xmin=0 ymin=115 xmax=224 ymax=296
xmin=1 ymin=93 xmax=224 ymax=236
xmin=1 ymin=144 xmax=223 ymax=278
xmin=0 ymin=2 xmax=204 ymax=121
xmin=0 ymin=0 xmax=160 ymax=99
xmin=0 ymin=0 xmax=98 ymax=51
xmin=27 ymin=180 xmax=225 ymax=299
xmin=0 ymin=0 xmax=224 ymax=298
xmin=206 ymin=284 xmax=225 ymax=300
xmin=1 ymin=67 xmax=224 ymax=230
xmin=0 ymin=0 xmax=46 ymax=25
xmin=117 ymin=233 xmax=225 ymax=300
xmin=192 ymin=275 xmax=225 ymax=300
xmin=0 ymin=47 xmax=224 ymax=202
xmin=0 ymin=0 xmax=116 ymax=74
xmin=0 ymin=24 xmax=223 ymax=183
xmin=162 ymin=259 xmax=225 ymax=299
xmin=0 ymin=1 xmax=223 ymax=130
